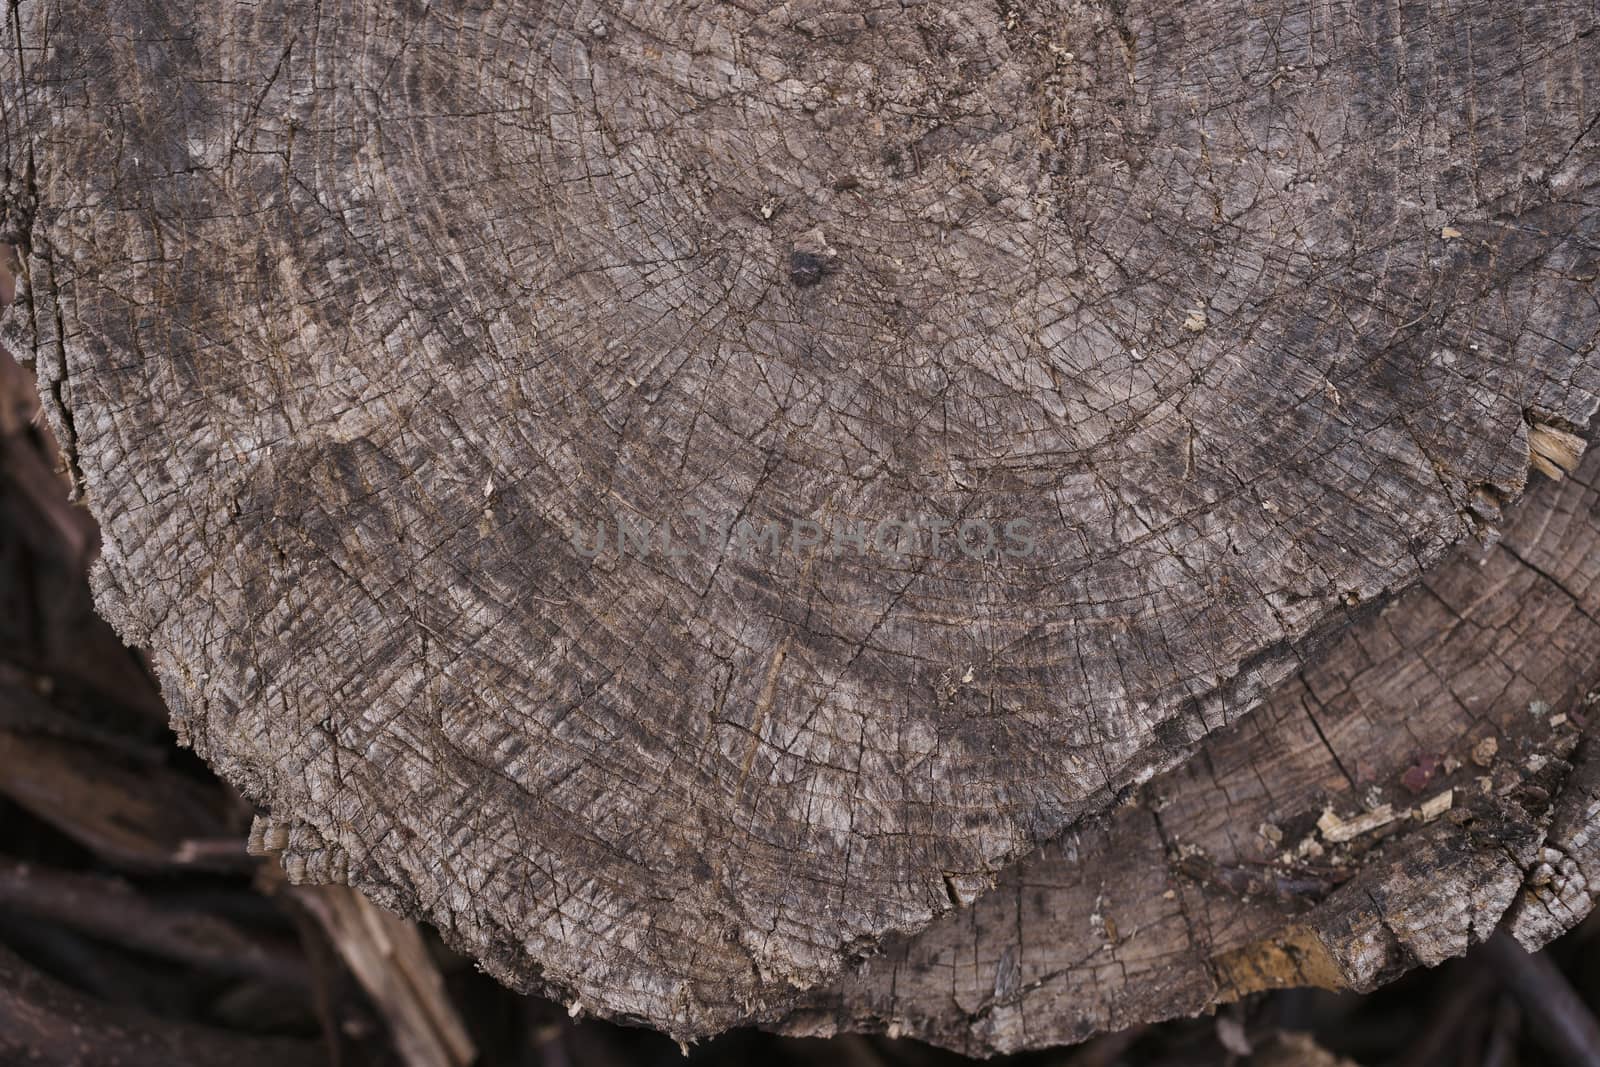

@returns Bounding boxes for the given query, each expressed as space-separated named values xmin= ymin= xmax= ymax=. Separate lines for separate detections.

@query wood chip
xmin=1419 ymin=789 xmax=1454 ymax=821
xmin=1317 ymin=803 xmax=1397 ymax=843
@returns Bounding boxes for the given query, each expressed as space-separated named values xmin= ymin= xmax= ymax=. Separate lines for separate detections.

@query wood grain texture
xmin=1 ymin=0 xmax=1596 ymax=1037
xmin=779 ymin=442 xmax=1600 ymax=1055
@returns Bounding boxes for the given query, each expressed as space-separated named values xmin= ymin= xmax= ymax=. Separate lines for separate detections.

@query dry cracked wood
xmin=2 ymin=0 xmax=1598 ymax=1038
xmin=778 ymin=440 xmax=1600 ymax=1055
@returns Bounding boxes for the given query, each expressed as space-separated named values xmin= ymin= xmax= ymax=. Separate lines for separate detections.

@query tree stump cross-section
xmin=779 ymin=443 xmax=1600 ymax=1055
xmin=1 ymin=0 xmax=1597 ymax=1040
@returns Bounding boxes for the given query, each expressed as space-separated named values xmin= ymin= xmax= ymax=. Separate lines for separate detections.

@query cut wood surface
xmin=2 ymin=0 xmax=1597 ymax=1040
xmin=779 ymin=443 xmax=1600 ymax=1054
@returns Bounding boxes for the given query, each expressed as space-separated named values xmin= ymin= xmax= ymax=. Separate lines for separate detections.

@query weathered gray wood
xmin=779 ymin=445 xmax=1600 ymax=1055
xmin=1 ymin=0 xmax=1596 ymax=1039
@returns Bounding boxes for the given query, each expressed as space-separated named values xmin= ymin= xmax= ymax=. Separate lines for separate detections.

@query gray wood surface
xmin=780 ymin=444 xmax=1600 ymax=1054
xmin=2 ymin=0 xmax=1596 ymax=1041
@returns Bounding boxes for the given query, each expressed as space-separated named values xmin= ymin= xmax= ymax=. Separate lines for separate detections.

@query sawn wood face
xmin=2 ymin=0 xmax=1595 ymax=1039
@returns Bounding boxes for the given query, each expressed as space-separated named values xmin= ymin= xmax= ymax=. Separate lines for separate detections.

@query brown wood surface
xmin=1 ymin=0 xmax=1596 ymax=1041
xmin=779 ymin=444 xmax=1600 ymax=1054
